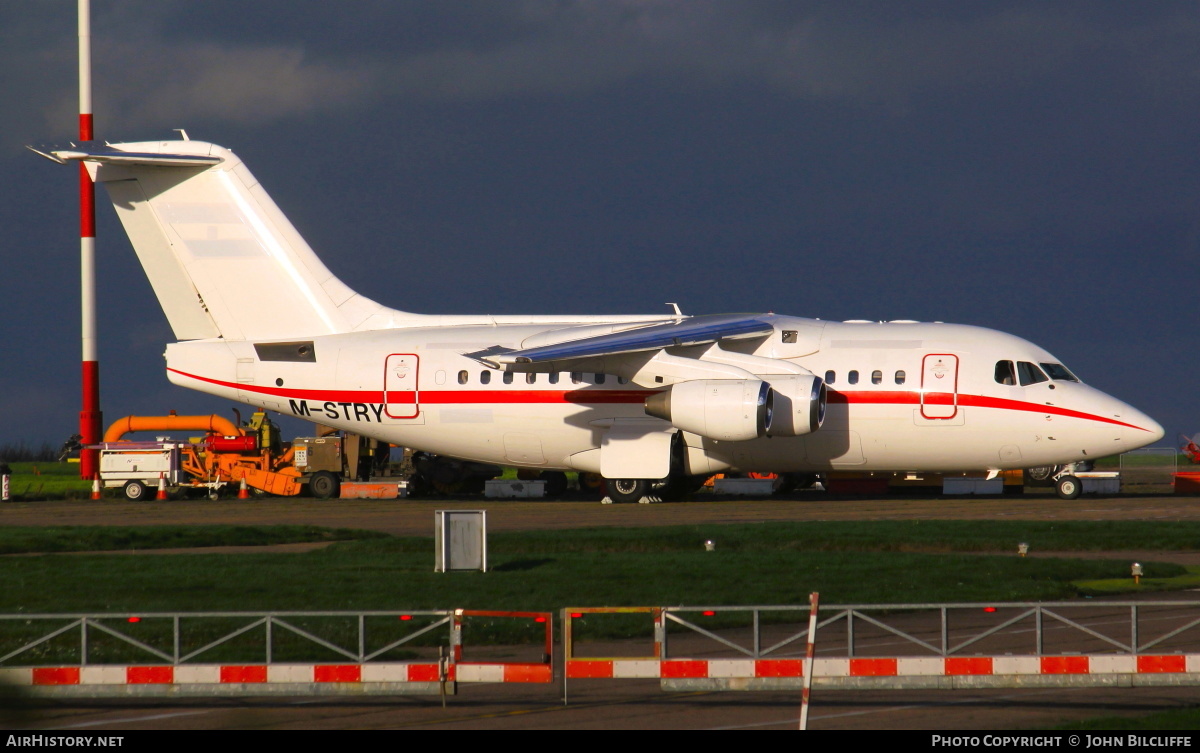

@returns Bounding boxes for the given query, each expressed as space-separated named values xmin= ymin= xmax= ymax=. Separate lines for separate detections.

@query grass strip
xmin=1074 ymin=565 xmax=1200 ymax=594
xmin=1056 ymin=706 xmax=1200 ymax=730
xmin=0 ymin=521 xmax=1191 ymax=658
xmin=477 ymin=519 xmax=1200 ymax=555
xmin=0 ymin=525 xmax=1185 ymax=614
xmin=2 ymin=463 xmax=93 ymax=500
xmin=0 ymin=525 xmax=386 ymax=555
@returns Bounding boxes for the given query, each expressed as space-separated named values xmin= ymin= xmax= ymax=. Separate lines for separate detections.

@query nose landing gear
xmin=1026 ymin=462 xmax=1091 ymax=500
xmin=1054 ymin=473 xmax=1082 ymax=500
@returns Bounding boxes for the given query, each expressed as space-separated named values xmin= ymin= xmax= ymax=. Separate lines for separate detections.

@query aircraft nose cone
xmin=1119 ymin=406 xmax=1164 ymax=451
xmin=1143 ymin=415 xmax=1165 ymax=446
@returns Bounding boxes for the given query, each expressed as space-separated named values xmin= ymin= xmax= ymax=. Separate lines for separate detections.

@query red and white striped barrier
xmin=0 ymin=663 xmax=445 ymax=687
xmin=0 ymin=610 xmax=554 ymax=697
xmin=566 ymin=654 xmax=1200 ymax=680
xmin=0 ymin=662 xmax=552 ymax=691
xmin=451 ymin=609 xmax=554 ymax=684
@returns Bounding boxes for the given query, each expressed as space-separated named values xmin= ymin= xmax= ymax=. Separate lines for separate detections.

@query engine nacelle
xmin=644 ymin=379 xmax=773 ymax=442
xmin=764 ymin=374 xmax=826 ymax=437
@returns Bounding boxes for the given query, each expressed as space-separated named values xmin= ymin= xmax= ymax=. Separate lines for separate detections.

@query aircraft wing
xmin=475 ymin=313 xmax=775 ymax=367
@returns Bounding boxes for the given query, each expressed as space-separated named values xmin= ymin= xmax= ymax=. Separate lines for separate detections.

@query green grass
xmin=3 ymin=463 xmax=92 ymax=500
xmin=1074 ymin=565 xmax=1200 ymax=594
xmin=0 ymin=525 xmax=387 ymax=555
xmin=1057 ymin=706 xmax=1200 ymax=730
xmin=481 ymin=520 xmax=1200 ymax=555
xmin=0 ymin=521 xmax=1191 ymax=615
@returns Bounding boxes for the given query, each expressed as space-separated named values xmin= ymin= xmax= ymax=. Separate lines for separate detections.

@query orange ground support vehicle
xmin=97 ymin=411 xmax=301 ymax=500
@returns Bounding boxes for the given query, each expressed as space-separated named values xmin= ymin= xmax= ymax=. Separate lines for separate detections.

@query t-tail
xmin=34 ymin=139 xmax=413 ymax=342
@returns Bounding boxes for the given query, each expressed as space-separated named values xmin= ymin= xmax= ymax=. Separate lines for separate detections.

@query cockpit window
xmin=994 ymin=360 xmax=1016 ymax=386
xmin=1017 ymin=361 xmax=1048 ymax=386
xmin=1040 ymin=362 xmax=1080 ymax=382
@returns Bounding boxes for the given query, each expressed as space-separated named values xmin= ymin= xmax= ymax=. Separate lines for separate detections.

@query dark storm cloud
xmin=14 ymin=3 xmax=1197 ymax=135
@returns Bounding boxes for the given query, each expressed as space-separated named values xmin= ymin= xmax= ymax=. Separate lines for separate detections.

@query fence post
xmin=653 ymin=608 xmax=665 ymax=659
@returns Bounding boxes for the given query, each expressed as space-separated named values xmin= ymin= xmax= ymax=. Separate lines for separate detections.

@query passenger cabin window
xmin=549 ymin=372 xmax=560 ymax=385
xmin=526 ymin=373 xmax=537 ymax=384
xmin=995 ymin=360 xmax=1016 ymax=386
xmin=871 ymin=370 xmax=882 ymax=385
xmin=824 ymin=370 xmax=835 ymax=385
xmin=571 ymin=372 xmax=583 ymax=384
xmin=480 ymin=371 xmax=491 ymax=385
xmin=1017 ymin=361 xmax=1048 ymax=386
xmin=503 ymin=372 xmax=514 ymax=384
xmin=848 ymin=370 xmax=859 ymax=385
xmin=458 ymin=370 xmax=468 ymax=385
xmin=594 ymin=374 xmax=606 ymax=384
xmin=895 ymin=370 xmax=906 ymax=385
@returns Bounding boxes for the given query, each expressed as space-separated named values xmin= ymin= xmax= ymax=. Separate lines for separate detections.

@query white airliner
xmin=37 ymin=138 xmax=1164 ymax=501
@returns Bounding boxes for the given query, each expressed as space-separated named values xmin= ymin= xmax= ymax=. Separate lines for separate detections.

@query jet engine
xmin=764 ymin=374 xmax=827 ymax=437
xmin=644 ymin=379 xmax=773 ymax=442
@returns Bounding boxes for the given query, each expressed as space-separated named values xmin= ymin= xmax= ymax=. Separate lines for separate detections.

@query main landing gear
xmin=607 ymin=478 xmax=649 ymax=504
xmin=603 ymin=475 xmax=709 ymax=504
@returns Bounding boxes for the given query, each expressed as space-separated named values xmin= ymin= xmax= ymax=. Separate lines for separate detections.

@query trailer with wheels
xmin=97 ymin=441 xmax=194 ymax=500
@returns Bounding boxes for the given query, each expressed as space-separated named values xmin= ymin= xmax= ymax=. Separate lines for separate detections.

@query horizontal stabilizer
xmin=30 ymin=142 xmax=223 ymax=168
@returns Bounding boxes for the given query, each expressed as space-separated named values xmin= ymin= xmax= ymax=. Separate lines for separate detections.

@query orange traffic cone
xmin=91 ymin=474 xmax=102 ymax=500
xmin=156 ymin=473 xmax=168 ymax=500
xmin=237 ymin=477 xmax=250 ymax=499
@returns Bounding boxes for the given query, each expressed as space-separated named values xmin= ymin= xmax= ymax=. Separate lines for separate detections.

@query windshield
xmin=1040 ymin=362 xmax=1080 ymax=382
xmin=1017 ymin=361 xmax=1048 ymax=386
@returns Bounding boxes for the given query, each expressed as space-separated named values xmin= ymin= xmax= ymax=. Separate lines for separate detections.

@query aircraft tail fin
xmin=47 ymin=140 xmax=407 ymax=342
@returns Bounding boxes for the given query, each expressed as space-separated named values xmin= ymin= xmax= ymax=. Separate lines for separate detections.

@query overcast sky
xmin=2 ymin=1 xmax=1196 ymax=455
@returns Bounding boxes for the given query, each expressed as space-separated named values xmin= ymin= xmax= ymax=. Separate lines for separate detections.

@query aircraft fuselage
xmin=164 ymin=315 xmax=1159 ymax=476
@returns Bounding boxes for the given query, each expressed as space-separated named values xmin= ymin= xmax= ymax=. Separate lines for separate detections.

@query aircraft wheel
xmin=123 ymin=480 xmax=149 ymax=501
xmin=309 ymin=471 xmax=341 ymax=500
xmin=607 ymin=478 xmax=648 ymax=504
xmin=1055 ymin=474 xmax=1082 ymax=500
xmin=1025 ymin=466 xmax=1059 ymax=487
xmin=577 ymin=472 xmax=604 ymax=493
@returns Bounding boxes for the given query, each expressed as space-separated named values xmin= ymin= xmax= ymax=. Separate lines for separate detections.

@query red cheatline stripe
xmin=168 ymin=368 xmax=650 ymax=405
xmin=832 ymin=389 xmax=1148 ymax=431
xmin=167 ymin=368 xmax=1149 ymax=430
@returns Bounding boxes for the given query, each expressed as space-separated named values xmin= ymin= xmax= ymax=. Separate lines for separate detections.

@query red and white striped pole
xmin=799 ymin=591 xmax=819 ymax=731
xmin=77 ymin=0 xmax=102 ymax=480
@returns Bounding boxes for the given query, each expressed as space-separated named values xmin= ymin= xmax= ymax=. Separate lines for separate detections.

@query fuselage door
xmin=384 ymin=354 xmax=420 ymax=419
xmin=920 ymin=353 xmax=959 ymax=419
